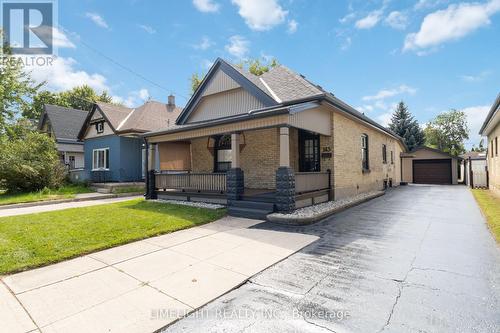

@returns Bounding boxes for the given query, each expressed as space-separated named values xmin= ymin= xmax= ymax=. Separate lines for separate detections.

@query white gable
xmin=202 ymin=70 xmax=240 ymax=97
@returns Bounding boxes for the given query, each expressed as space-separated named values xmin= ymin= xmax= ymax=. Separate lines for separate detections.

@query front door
xmin=299 ymin=130 xmax=320 ymax=172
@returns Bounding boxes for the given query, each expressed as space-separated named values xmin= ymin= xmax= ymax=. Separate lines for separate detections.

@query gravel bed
xmin=268 ymin=191 xmax=383 ymax=222
xmin=152 ymin=199 xmax=225 ymax=210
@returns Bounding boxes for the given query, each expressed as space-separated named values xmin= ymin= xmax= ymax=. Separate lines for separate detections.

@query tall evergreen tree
xmin=388 ymin=101 xmax=425 ymax=151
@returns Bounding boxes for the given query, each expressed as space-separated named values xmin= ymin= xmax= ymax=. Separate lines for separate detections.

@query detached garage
xmin=401 ymin=147 xmax=461 ymax=185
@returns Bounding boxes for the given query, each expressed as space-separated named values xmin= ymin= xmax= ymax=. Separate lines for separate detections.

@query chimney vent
xmin=167 ymin=94 xmax=175 ymax=107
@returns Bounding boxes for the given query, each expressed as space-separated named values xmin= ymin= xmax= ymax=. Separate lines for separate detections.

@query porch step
xmin=231 ymin=200 xmax=274 ymax=211
xmin=227 ymin=207 xmax=272 ymax=220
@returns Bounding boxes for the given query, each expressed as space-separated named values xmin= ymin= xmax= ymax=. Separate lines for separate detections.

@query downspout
xmin=144 ymin=137 xmax=149 ymax=198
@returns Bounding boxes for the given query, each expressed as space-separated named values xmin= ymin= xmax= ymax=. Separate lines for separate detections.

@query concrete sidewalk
xmin=0 ymin=195 xmax=142 ymax=217
xmin=0 ymin=216 xmax=318 ymax=333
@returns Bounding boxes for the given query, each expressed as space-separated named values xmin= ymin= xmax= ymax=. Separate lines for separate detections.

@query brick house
xmin=144 ymin=58 xmax=407 ymax=218
xmin=479 ymin=93 xmax=500 ymax=197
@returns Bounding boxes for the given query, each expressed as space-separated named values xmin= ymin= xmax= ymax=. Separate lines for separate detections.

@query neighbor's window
xmin=496 ymin=137 xmax=498 ymax=156
xmin=492 ymin=140 xmax=494 ymax=157
xmin=361 ymin=134 xmax=369 ymax=170
xmin=214 ymin=135 xmax=232 ymax=172
xmin=92 ymin=148 xmax=109 ymax=170
xmin=382 ymin=144 xmax=387 ymax=164
xmin=96 ymin=122 xmax=104 ymax=134
xmin=391 ymin=150 xmax=394 ymax=164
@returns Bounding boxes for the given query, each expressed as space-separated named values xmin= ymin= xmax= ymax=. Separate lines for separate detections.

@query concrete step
xmin=231 ymin=200 xmax=274 ymax=211
xmin=228 ymin=206 xmax=272 ymax=220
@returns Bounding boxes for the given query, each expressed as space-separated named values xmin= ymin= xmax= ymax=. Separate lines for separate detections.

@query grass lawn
xmin=0 ymin=198 xmax=226 ymax=275
xmin=471 ymin=189 xmax=500 ymax=242
xmin=0 ymin=184 xmax=93 ymax=206
xmin=112 ymin=185 xmax=145 ymax=194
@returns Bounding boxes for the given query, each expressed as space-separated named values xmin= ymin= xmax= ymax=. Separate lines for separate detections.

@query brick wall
xmin=240 ymin=128 xmax=279 ymax=189
xmin=333 ymin=111 xmax=403 ymax=199
xmin=190 ymin=137 xmax=213 ymax=172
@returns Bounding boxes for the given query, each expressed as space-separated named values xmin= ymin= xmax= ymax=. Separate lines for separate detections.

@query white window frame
xmin=92 ymin=148 xmax=109 ymax=171
xmin=96 ymin=122 xmax=104 ymax=134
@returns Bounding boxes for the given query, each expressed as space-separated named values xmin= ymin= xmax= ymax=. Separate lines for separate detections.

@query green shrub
xmin=0 ymin=132 xmax=66 ymax=192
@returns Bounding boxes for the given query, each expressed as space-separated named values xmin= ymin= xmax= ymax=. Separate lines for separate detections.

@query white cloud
xmin=35 ymin=26 xmax=75 ymax=48
xmin=339 ymin=12 xmax=356 ymax=24
xmin=193 ymin=0 xmax=220 ymax=13
xmin=287 ymin=19 xmax=298 ymax=33
xmin=225 ymin=35 xmax=249 ymax=59
xmin=404 ymin=0 xmax=500 ymax=52
xmin=355 ymin=10 xmax=383 ymax=29
xmin=362 ymin=85 xmax=417 ymax=101
xmin=27 ymin=57 xmax=109 ymax=92
xmin=414 ymin=0 xmax=448 ymax=11
xmin=459 ymin=70 xmax=491 ymax=82
xmin=138 ymin=24 xmax=156 ymax=34
xmin=231 ymin=0 xmax=288 ymax=31
xmin=85 ymin=12 xmax=109 ymax=29
xmin=341 ymin=36 xmax=352 ymax=50
xmin=385 ymin=11 xmax=408 ymax=30
xmin=377 ymin=112 xmax=393 ymax=126
xmin=193 ymin=36 xmax=214 ymax=50
xmin=461 ymin=105 xmax=490 ymax=147
xmin=113 ymin=88 xmax=150 ymax=107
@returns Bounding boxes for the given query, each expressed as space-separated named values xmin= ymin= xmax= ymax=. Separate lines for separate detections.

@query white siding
xmin=186 ymin=88 xmax=265 ymax=123
xmin=202 ymin=70 xmax=240 ymax=97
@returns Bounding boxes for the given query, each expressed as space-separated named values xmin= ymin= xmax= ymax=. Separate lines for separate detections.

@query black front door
xmin=299 ymin=130 xmax=320 ymax=172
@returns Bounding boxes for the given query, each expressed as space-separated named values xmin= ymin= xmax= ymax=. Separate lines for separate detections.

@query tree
xmin=424 ymin=109 xmax=469 ymax=156
xmin=0 ymin=32 xmax=42 ymax=133
xmin=0 ymin=130 xmax=66 ymax=192
xmin=189 ymin=57 xmax=279 ymax=94
xmin=388 ymin=101 xmax=425 ymax=151
xmin=190 ymin=73 xmax=204 ymax=94
xmin=237 ymin=57 xmax=279 ymax=76
xmin=23 ymin=85 xmax=113 ymax=120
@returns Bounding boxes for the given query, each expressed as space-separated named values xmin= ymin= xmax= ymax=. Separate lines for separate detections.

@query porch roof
xmin=144 ymin=95 xmax=406 ymax=150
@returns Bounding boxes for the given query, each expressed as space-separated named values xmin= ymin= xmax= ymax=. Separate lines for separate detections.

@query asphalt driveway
xmin=163 ymin=185 xmax=500 ymax=333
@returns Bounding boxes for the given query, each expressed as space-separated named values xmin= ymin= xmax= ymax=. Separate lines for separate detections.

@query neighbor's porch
xmin=145 ymin=109 xmax=334 ymax=214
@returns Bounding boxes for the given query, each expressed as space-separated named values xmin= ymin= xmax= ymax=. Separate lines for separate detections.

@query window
xmin=492 ymin=140 xmax=495 ymax=157
xmin=92 ymin=148 xmax=109 ymax=170
xmin=299 ymin=130 xmax=321 ymax=172
xmin=95 ymin=122 xmax=104 ymax=134
xmin=382 ymin=144 xmax=387 ymax=164
xmin=496 ymin=137 xmax=498 ymax=156
xmin=391 ymin=150 xmax=394 ymax=164
xmin=68 ymin=155 xmax=75 ymax=169
xmin=214 ymin=135 xmax=232 ymax=172
xmin=361 ymin=134 xmax=369 ymax=170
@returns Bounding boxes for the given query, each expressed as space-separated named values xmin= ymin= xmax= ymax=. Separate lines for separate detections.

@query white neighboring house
xmin=38 ymin=104 xmax=89 ymax=171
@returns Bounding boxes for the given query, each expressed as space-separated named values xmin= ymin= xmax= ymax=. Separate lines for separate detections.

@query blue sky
xmin=24 ymin=0 xmax=500 ymax=148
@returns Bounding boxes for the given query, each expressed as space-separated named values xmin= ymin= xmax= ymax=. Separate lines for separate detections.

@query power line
xmin=58 ymin=26 xmax=190 ymax=101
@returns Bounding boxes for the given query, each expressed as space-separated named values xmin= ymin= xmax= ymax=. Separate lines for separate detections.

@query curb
xmin=0 ymin=192 xmax=144 ymax=210
xmin=267 ymin=191 xmax=385 ymax=225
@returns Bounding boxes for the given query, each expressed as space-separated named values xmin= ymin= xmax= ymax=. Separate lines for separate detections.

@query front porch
xmin=145 ymin=121 xmax=334 ymax=218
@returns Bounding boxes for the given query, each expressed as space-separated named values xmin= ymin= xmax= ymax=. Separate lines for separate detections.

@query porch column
xmin=279 ymin=127 xmax=290 ymax=167
xmin=231 ymin=133 xmax=241 ymax=168
xmin=146 ymin=143 xmax=157 ymax=199
xmin=276 ymin=127 xmax=295 ymax=213
xmin=226 ymin=133 xmax=244 ymax=203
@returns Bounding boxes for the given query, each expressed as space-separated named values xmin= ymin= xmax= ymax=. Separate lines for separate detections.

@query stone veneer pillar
xmin=226 ymin=168 xmax=244 ymax=204
xmin=275 ymin=167 xmax=295 ymax=213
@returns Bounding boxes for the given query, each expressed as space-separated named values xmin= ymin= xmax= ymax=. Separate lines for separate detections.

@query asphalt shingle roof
xmin=96 ymin=100 xmax=182 ymax=133
xmin=42 ymin=105 xmax=89 ymax=141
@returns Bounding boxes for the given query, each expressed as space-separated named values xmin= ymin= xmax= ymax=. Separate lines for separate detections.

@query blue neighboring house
xmin=78 ymin=95 xmax=181 ymax=182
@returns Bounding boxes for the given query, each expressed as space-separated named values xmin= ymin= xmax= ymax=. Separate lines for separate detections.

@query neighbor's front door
xmin=299 ymin=130 xmax=320 ymax=172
